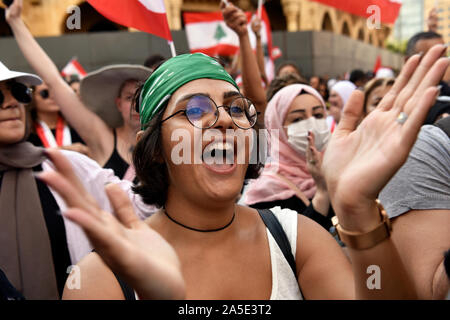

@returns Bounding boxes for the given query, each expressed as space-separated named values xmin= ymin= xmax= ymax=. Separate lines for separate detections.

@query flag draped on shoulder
xmin=87 ymin=0 xmax=172 ymax=40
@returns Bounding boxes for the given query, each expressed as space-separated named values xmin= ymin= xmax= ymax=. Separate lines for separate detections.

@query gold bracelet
xmin=331 ymin=200 xmax=392 ymax=250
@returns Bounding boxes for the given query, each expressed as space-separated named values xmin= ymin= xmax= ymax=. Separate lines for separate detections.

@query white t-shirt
xmin=42 ymin=150 xmax=158 ymax=264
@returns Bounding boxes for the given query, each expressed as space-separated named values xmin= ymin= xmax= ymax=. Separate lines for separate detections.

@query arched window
xmin=358 ymin=28 xmax=364 ymax=41
xmin=322 ymin=12 xmax=333 ymax=32
xmin=342 ymin=21 xmax=350 ymax=36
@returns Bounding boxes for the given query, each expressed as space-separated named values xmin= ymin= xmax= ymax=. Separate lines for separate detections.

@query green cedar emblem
xmin=214 ymin=24 xmax=227 ymax=41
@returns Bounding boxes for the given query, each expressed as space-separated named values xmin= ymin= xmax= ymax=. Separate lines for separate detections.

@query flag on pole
xmin=310 ymin=0 xmax=402 ymax=24
xmin=61 ymin=57 xmax=87 ymax=79
xmin=184 ymin=6 xmax=277 ymax=80
xmin=373 ymin=55 xmax=382 ymax=74
xmin=87 ymin=0 xmax=172 ymax=41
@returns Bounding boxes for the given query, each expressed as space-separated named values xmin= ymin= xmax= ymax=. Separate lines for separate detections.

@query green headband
xmin=139 ymin=53 xmax=239 ymax=129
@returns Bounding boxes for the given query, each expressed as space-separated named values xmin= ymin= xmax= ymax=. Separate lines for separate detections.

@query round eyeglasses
xmin=160 ymin=94 xmax=257 ymax=129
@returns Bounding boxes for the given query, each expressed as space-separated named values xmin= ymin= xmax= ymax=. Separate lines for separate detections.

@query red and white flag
xmin=311 ymin=0 xmax=402 ymax=24
xmin=87 ymin=0 xmax=172 ymax=41
xmin=61 ymin=57 xmax=87 ymax=79
xmin=184 ymin=7 xmax=277 ymax=81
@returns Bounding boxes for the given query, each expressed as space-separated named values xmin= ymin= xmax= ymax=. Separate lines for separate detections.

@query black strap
xmin=257 ymin=209 xmax=297 ymax=278
xmin=114 ymin=272 xmax=136 ymax=300
xmin=112 ymin=209 xmax=301 ymax=300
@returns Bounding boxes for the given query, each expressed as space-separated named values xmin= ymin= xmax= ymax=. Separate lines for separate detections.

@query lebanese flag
xmin=184 ymin=8 xmax=273 ymax=57
xmin=184 ymin=12 xmax=240 ymax=56
xmin=61 ymin=57 xmax=87 ymax=79
xmin=184 ymin=7 xmax=275 ymax=80
xmin=87 ymin=0 xmax=172 ymax=41
xmin=311 ymin=0 xmax=402 ymax=24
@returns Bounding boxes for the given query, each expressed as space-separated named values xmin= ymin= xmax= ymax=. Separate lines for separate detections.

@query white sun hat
xmin=0 ymin=61 xmax=42 ymax=86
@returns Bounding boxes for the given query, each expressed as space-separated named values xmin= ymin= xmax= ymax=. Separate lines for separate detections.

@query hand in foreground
xmin=38 ymin=149 xmax=185 ymax=300
xmin=58 ymin=143 xmax=91 ymax=158
xmin=221 ymin=1 xmax=248 ymax=38
xmin=322 ymin=44 xmax=449 ymax=231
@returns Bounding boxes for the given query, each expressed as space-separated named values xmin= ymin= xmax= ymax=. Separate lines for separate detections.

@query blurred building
xmin=0 ymin=0 xmax=393 ymax=48
xmin=393 ymin=0 xmax=424 ymax=42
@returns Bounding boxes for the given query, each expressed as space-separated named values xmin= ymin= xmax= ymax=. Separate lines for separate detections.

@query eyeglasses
xmin=39 ymin=89 xmax=50 ymax=99
xmin=0 ymin=82 xmax=33 ymax=108
xmin=160 ymin=94 xmax=257 ymax=129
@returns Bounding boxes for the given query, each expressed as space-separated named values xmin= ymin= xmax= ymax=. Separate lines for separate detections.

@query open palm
xmin=323 ymin=45 xmax=449 ymax=221
xmin=39 ymin=150 xmax=185 ymax=300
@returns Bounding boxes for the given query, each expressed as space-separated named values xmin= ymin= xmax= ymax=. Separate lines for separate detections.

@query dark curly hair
xmin=132 ymin=83 xmax=263 ymax=208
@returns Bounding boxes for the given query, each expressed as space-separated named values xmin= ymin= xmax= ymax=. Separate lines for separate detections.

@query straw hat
xmin=0 ymin=61 xmax=42 ymax=86
xmin=80 ymin=64 xmax=152 ymax=128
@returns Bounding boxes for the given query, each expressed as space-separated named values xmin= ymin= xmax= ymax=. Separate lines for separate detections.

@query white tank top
xmin=267 ymin=206 xmax=303 ymax=300
xmin=134 ymin=206 xmax=303 ymax=300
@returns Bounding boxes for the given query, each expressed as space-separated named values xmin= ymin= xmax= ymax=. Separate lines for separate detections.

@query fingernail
xmin=417 ymin=51 xmax=424 ymax=62
xmin=32 ymin=171 xmax=44 ymax=179
xmin=436 ymin=84 xmax=442 ymax=97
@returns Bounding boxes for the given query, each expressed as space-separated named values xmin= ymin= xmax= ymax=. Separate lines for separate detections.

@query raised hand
xmin=38 ymin=149 xmax=185 ymax=300
xmin=427 ymin=7 xmax=439 ymax=33
xmin=322 ymin=44 xmax=449 ymax=231
xmin=4 ymin=0 xmax=22 ymax=22
xmin=306 ymin=131 xmax=327 ymax=192
xmin=251 ymin=16 xmax=262 ymax=37
xmin=221 ymin=1 xmax=248 ymax=38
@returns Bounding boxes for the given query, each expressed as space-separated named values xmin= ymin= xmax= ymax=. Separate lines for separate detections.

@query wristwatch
xmin=331 ymin=200 xmax=392 ymax=250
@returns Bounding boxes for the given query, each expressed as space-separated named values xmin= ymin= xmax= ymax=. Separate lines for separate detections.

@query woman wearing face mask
xmin=244 ymin=84 xmax=334 ymax=230
xmin=40 ymin=43 xmax=450 ymax=300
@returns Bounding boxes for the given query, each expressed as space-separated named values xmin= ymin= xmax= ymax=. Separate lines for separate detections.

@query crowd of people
xmin=0 ymin=0 xmax=449 ymax=301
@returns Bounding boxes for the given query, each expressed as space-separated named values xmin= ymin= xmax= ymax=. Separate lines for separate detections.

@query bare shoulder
xmin=62 ymin=252 xmax=126 ymax=300
xmin=295 ymin=214 xmax=354 ymax=299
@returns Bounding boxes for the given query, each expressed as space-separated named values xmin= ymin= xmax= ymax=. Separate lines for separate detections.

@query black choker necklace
xmin=163 ymin=208 xmax=235 ymax=232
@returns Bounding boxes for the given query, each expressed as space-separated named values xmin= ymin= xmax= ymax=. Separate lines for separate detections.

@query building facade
xmin=393 ymin=0 xmax=424 ymax=42
xmin=0 ymin=0 xmax=392 ymax=48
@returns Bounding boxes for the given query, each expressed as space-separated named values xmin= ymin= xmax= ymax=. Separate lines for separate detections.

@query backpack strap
xmin=113 ymin=272 xmax=136 ymax=300
xmin=257 ymin=208 xmax=297 ymax=278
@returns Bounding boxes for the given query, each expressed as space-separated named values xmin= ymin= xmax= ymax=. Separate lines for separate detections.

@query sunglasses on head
xmin=0 ymin=81 xmax=33 ymax=107
xmin=39 ymin=89 xmax=50 ymax=99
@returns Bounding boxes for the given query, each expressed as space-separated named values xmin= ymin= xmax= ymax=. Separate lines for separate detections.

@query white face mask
xmin=286 ymin=117 xmax=331 ymax=157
